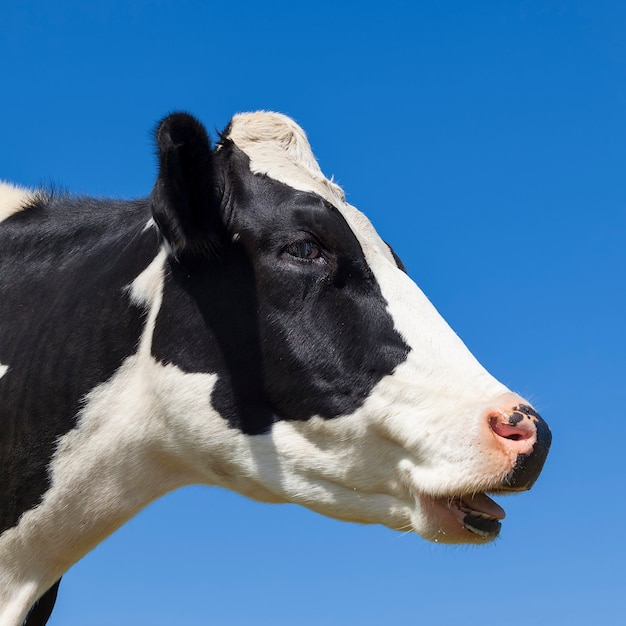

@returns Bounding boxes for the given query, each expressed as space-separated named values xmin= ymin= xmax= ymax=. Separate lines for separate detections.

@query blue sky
xmin=1 ymin=1 xmax=625 ymax=624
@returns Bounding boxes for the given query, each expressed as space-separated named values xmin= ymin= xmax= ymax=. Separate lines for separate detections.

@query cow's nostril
xmin=489 ymin=418 xmax=534 ymax=442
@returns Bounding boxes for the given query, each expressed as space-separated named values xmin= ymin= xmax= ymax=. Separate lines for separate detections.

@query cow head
xmin=146 ymin=112 xmax=551 ymax=544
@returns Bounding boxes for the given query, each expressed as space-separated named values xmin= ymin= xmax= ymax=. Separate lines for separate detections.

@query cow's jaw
xmin=426 ymin=494 xmax=506 ymax=542
xmin=219 ymin=389 xmax=529 ymax=545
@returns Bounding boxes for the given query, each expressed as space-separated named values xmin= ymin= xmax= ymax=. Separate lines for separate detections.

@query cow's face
xmin=148 ymin=113 xmax=551 ymax=544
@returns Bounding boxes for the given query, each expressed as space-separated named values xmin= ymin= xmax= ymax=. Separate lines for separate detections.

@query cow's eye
xmin=284 ymin=240 xmax=322 ymax=261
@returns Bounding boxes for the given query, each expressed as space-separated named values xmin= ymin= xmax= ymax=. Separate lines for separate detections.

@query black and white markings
xmin=0 ymin=111 xmax=550 ymax=626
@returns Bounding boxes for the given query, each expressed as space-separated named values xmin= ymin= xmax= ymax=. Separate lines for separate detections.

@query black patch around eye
xmin=151 ymin=147 xmax=411 ymax=435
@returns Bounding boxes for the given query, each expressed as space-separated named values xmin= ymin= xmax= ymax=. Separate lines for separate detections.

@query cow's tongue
xmin=457 ymin=493 xmax=505 ymax=538
xmin=460 ymin=493 xmax=506 ymax=520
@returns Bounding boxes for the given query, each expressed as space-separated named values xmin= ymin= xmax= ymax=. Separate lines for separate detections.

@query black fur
xmin=151 ymin=140 xmax=409 ymax=433
xmin=150 ymin=113 xmax=225 ymax=259
xmin=0 ymin=195 xmax=159 ymax=623
xmin=0 ymin=195 xmax=158 ymax=534
xmin=0 ymin=112 xmax=409 ymax=622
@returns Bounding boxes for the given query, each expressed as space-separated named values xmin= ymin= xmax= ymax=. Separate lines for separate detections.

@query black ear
xmin=150 ymin=112 xmax=223 ymax=258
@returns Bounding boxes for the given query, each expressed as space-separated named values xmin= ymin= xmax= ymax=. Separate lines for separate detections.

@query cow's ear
xmin=150 ymin=112 xmax=223 ymax=259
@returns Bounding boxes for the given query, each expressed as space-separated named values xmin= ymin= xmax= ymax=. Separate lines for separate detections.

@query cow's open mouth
xmin=447 ymin=493 xmax=505 ymax=539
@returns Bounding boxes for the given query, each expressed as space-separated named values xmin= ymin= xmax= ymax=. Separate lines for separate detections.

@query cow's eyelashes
xmin=283 ymin=240 xmax=323 ymax=262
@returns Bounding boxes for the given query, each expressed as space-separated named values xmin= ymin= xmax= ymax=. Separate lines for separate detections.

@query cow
xmin=0 ymin=111 xmax=551 ymax=625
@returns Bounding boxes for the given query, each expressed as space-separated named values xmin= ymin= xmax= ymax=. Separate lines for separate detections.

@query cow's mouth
xmin=446 ymin=493 xmax=506 ymax=539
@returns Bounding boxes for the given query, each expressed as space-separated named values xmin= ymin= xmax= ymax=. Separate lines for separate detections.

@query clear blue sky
xmin=1 ymin=1 xmax=625 ymax=624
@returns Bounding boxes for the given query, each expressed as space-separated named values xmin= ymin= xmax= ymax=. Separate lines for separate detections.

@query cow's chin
xmin=413 ymin=492 xmax=506 ymax=544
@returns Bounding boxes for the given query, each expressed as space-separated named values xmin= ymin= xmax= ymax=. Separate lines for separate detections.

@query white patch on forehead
xmin=227 ymin=112 xmax=345 ymax=203
xmin=226 ymin=112 xmax=396 ymax=265
xmin=0 ymin=364 xmax=8 ymax=380
xmin=0 ymin=181 xmax=36 ymax=224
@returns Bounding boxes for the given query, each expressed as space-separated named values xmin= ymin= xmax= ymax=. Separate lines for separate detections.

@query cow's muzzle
xmin=429 ymin=403 xmax=551 ymax=543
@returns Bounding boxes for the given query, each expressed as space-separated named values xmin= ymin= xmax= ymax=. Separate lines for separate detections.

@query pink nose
xmin=488 ymin=403 xmax=551 ymax=490
xmin=490 ymin=409 xmax=536 ymax=451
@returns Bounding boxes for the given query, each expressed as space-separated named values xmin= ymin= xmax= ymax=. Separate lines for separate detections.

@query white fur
xmin=0 ymin=364 xmax=7 ymax=380
xmin=0 ymin=181 xmax=35 ymax=224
